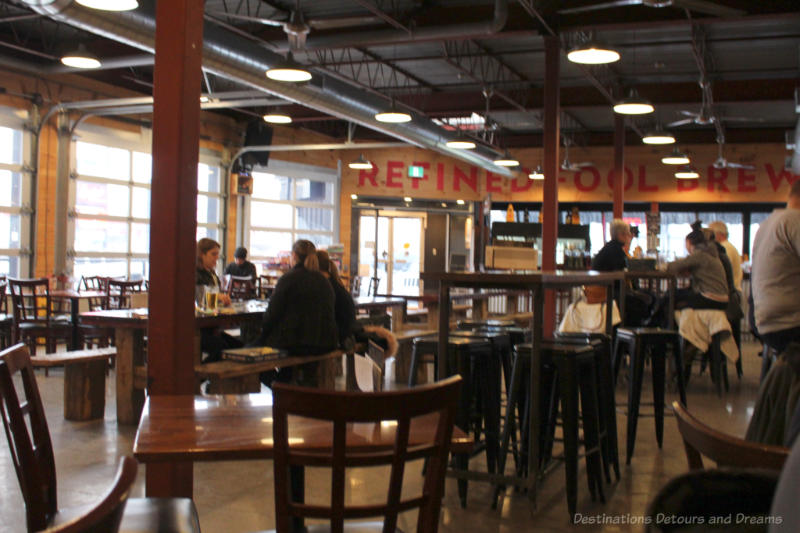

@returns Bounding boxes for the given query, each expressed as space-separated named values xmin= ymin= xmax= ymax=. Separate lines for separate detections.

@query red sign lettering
xmin=410 ymin=161 xmax=429 ymax=189
xmin=638 ymin=165 xmax=658 ymax=192
xmin=707 ymin=166 xmax=730 ymax=192
xmin=511 ymin=169 xmax=533 ymax=192
xmin=453 ymin=165 xmax=478 ymax=192
xmin=737 ymin=168 xmax=757 ymax=192
xmin=766 ymin=163 xmax=799 ymax=191
xmin=436 ymin=163 xmax=445 ymax=191
xmin=574 ymin=167 xmax=601 ymax=192
xmin=606 ymin=167 xmax=634 ymax=191
xmin=386 ymin=160 xmax=403 ymax=188
xmin=486 ymin=171 xmax=503 ymax=193
xmin=358 ymin=166 xmax=379 ymax=187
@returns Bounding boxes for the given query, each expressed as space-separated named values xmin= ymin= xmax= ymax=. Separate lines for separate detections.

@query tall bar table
xmin=419 ymin=270 xmax=624 ymax=505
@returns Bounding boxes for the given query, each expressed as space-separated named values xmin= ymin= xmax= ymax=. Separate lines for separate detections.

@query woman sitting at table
xmin=257 ymin=240 xmax=338 ymax=386
xmin=196 ymin=238 xmax=241 ymax=363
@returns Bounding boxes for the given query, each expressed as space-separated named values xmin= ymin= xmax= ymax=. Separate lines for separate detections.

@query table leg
xmin=427 ymin=301 xmax=439 ymax=330
xmin=668 ymin=278 xmax=676 ymax=330
xmin=528 ymin=285 xmax=543 ymax=506
xmin=390 ymin=303 xmax=403 ymax=332
xmin=437 ymin=284 xmax=450 ymax=381
xmin=116 ymin=328 xmax=146 ymax=425
xmin=70 ymin=296 xmax=80 ymax=350
xmin=145 ymin=461 xmax=193 ymax=498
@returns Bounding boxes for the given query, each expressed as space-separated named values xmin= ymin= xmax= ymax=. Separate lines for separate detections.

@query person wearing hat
xmin=224 ymin=246 xmax=257 ymax=281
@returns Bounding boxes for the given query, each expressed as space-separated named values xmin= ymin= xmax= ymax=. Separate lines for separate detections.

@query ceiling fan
xmin=559 ymin=0 xmax=744 ymax=17
xmin=561 ymin=140 xmax=594 ymax=172
xmin=712 ymin=138 xmax=755 ymax=170
xmin=208 ymin=0 xmax=382 ymax=50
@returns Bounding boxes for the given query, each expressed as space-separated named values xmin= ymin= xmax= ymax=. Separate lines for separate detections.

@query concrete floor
xmin=0 ymin=342 xmax=763 ymax=533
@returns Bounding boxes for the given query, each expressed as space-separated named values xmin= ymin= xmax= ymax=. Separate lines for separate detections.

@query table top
xmin=420 ymin=270 xmax=624 ymax=288
xmin=50 ymin=289 xmax=107 ymax=299
xmin=624 ymin=270 xmax=677 ymax=280
xmin=80 ymin=300 xmax=268 ymax=329
xmin=133 ymin=393 xmax=473 ymax=462
xmin=352 ymin=296 xmax=406 ymax=309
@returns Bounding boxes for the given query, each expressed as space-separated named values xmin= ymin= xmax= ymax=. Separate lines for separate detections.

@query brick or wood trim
xmin=29 ymin=347 xmax=116 ymax=368
xmin=64 ymin=359 xmax=106 ymax=421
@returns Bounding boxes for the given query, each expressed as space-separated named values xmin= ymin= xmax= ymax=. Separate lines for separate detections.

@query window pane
xmin=129 ymin=260 xmax=149 ymax=281
xmin=76 ymin=142 xmax=130 ymax=181
xmin=74 ymin=218 xmax=128 ymax=253
xmin=296 ymin=233 xmax=333 ymax=248
xmin=0 ymin=213 xmax=21 ymax=249
xmin=0 ymin=169 xmax=22 ymax=207
xmin=0 ymin=256 xmax=19 ymax=277
xmin=197 ymin=194 xmax=220 ymax=224
xmin=295 ymin=179 xmax=333 ymax=204
xmin=252 ymin=172 xmax=290 ymax=200
xmin=131 ymin=222 xmax=149 ymax=254
xmin=198 ymin=163 xmax=220 ymax=193
xmin=0 ymin=126 xmax=22 ymax=165
xmin=251 ymin=201 xmax=293 ymax=229
xmin=75 ymin=181 xmax=130 ymax=216
xmin=73 ymin=257 xmax=128 ymax=280
xmin=250 ymin=230 xmax=292 ymax=257
xmin=132 ymin=151 xmax=151 ymax=183
xmin=196 ymin=226 xmax=219 ymax=241
xmin=296 ymin=206 xmax=333 ymax=231
xmin=132 ymin=186 xmax=150 ymax=219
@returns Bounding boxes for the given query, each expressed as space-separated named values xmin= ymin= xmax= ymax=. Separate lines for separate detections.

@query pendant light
xmin=76 ymin=0 xmax=138 ymax=10
xmin=675 ymin=166 xmax=699 ymax=179
xmin=613 ymin=89 xmax=654 ymax=115
xmin=493 ymin=151 xmax=519 ymax=167
xmin=348 ymin=154 xmax=373 ymax=170
xmin=567 ymin=41 xmax=620 ymax=65
xmin=60 ymin=44 xmax=101 ymax=69
xmin=266 ymin=52 xmax=311 ymax=82
xmin=262 ymin=109 xmax=292 ymax=124
xmin=445 ymin=133 xmax=476 ymax=149
xmin=662 ymin=149 xmax=690 ymax=165
xmin=642 ymin=129 xmax=676 ymax=145
xmin=528 ymin=165 xmax=544 ymax=180
xmin=374 ymin=100 xmax=412 ymax=123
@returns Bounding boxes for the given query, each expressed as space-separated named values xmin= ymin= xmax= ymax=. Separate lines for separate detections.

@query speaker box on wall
xmin=242 ymin=122 xmax=274 ymax=169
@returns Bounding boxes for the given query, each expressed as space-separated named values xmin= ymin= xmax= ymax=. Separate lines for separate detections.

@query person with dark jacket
xmin=257 ymin=239 xmax=337 ymax=386
xmin=196 ymin=238 xmax=240 ymax=363
xmin=317 ymin=250 xmax=358 ymax=349
xmin=224 ymin=246 xmax=257 ymax=280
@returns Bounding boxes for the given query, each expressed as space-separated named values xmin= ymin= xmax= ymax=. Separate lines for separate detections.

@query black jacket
xmin=257 ymin=264 xmax=338 ymax=355
xmin=196 ymin=267 xmax=220 ymax=288
xmin=330 ymin=279 xmax=360 ymax=347
xmin=224 ymin=260 xmax=257 ymax=280
xmin=591 ymin=239 xmax=628 ymax=272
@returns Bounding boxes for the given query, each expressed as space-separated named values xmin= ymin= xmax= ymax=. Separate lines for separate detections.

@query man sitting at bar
xmin=746 ymin=180 xmax=800 ymax=445
xmin=592 ymin=218 xmax=653 ymax=326
xmin=224 ymin=246 xmax=257 ymax=281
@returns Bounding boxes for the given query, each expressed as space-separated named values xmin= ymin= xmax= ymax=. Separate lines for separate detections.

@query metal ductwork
xmin=24 ymin=0 xmax=513 ymax=175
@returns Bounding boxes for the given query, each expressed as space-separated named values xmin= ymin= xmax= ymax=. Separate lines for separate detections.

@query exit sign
xmin=408 ymin=165 xmax=425 ymax=178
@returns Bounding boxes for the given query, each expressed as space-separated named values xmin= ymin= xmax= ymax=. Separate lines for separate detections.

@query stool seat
xmin=458 ymin=319 xmax=516 ymax=329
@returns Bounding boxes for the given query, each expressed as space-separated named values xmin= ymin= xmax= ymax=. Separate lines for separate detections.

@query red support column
xmin=146 ymin=0 xmax=204 ymax=498
xmin=542 ymin=36 xmax=560 ymax=335
xmin=613 ymin=114 xmax=625 ymax=219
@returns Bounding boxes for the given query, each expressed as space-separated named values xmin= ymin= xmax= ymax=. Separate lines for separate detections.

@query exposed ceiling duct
xmin=23 ymin=0 xmax=514 ymax=175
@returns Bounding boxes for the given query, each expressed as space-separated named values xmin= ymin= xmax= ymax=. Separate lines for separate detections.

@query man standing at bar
xmin=746 ymin=180 xmax=800 ymax=445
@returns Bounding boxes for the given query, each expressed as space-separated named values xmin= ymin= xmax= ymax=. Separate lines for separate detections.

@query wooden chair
xmin=0 ymin=344 xmax=201 ymax=533
xmin=672 ymin=401 xmax=789 ymax=471
xmin=0 ymin=279 xmax=12 ymax=348
xmin=270 ymin=375 xmax=462 ymax=533
xmin=78 ymin=276 xmax=113 ymax=348
xmin=106 ymin=279 xmax=144 ymax=310
xmin=7 ymin=277 xmax=72 ymax=357
xmin=350 ymin=276 xmax=362 ymax=297
xmin=366 ymin=339 xmax=386 ymax=390
xmin=42 ymin=456 xmax=137 ymax=533
xmin=258 ymin=274 xmax=279 ymax=299
xmin=228 ymin=275 xmax=257 ymax=301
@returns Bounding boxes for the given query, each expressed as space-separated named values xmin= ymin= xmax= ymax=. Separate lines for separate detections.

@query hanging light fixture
xmin=76 ymin=0 xmax=138 ymax=10
xmin=675 ymin=166 xmax=699 ymax=179
xmin=348 ymin=154 xmax=373 ymax=170
xmin=528 ymin=165 xmax=545 ymax=180
xmin=266 ymin=52 xmax=311 ymax=82
xmin=445 ymin=133 xmax=476 ymax=149
xmin=60 ymin=44 xmax=101 ymax=69
xmin=662 ymin=149 xmax=690 ymax=165
xmin=374 ymin=100 xmax=412 ymax=123
xmin=613 ymin=89 xmax=654 ymax=115
xmin=493 ymin=151 xmax=519 ymax=167
xmin=642 ymin=129 xmax=676 ymax=145
xmin=567 ymin=41 xmax=620 ymax=65
xmin=262 ymin=110 xmax=292 ymax=124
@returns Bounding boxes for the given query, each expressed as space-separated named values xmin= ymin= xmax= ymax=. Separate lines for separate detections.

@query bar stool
xmin=451 ymin=328 xmax=512 ymax=392
xmin=495 ymin=341 xmax=605 ymax=519
xmin=554 ymin=332 xmax=620 ymax=482
xmin=613 ymin=327 xmax=686 ymax=465
xmin=683 ymin=332 xmax=729 ymax=397
xmin=408 ymin=335 xmax=498 ymax=507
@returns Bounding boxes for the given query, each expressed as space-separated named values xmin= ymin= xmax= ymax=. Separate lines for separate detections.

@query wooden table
xmin=50 ymin=289 xmax=107 ymax=349
xmin=80 ymin=301 xmax=267 ymax=424
xmin=419 ymin=270 xmax=624 ymax=505
xmin=353 ymin=296 xmax=406 ymax=331
xmin=133 ymin=392 xmax=474 ymax=497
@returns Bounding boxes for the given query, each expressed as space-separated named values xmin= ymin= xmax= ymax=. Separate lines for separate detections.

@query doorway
xmin=357 ymin=211 xmax=425 ymax=296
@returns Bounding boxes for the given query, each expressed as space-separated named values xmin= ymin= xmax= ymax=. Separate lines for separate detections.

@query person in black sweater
xmin=223 ymin=246 xmax=257 ymax=280
xmin=257 ymin=240 xmax=338 ymax=386
xmin=317 ymin=250 xmax=358 ymax=350
xmin=196 ymin=238 xmax=240 ymax=363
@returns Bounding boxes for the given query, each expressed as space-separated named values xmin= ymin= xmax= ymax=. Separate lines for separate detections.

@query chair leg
xmin=579 ymin=361 xmax=605 ymax=504
xmin=408 ymin=344 xmax=420 ymax=387
xmin=558 ymin=357 xmax=580 ymax=521
xmin=650 ymin=344 xmax=666 ymax=449
xmin=626 ymin=338 xmax=645 ymax=465
xmin=493 ymin=351 xmax=525 ymax=509
xmin=671 ymin=338 xmax=687 ymax=406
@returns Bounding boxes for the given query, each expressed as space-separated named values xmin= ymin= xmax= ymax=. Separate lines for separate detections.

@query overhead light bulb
xmin=350 ymin=194 xmax=358 ymax=200
xmin=675 ymin=166 xmax=699 ymax=179
xmin=456 ymin=199 xmax=465 ymax=205
xmin=348 ymin=154 xmax=373 ymax=170
xmin=446 ymin=139 xmax=476 ymax=149
xmin=266 ymin=53 xmax=311 ymax=82
xmin=613 ymin=89 xmax=654 ymax=115
xmin=529 ymin=166 xmax=545 ymax=180
xmin=642 ymin=129 xmax=676 ymax=145
xmin=76 ymin=0 xmax=138 ymax=10
xmin=662 ymin=149 xmax=690 ymax=165
xmin=493 ymin=152 xmax=519 ymax=167
xmin=567 ymin=42 xmax=620 ymax=65
xmin=374 ymin=109 xmax=412 ymax=123
xmin=262 ymin=113 xmax=292 ymax=124
xmin=404 ymin=196 xmax=412 ymax=202
xmin=60 ymin=44 xmax=101 ymax=69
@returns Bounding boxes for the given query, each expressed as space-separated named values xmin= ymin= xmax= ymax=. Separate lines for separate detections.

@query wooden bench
xmin=195 ymin=350 xmax=344 ymax=394
xmin=31 ymin=348 xmax=117 ymax=421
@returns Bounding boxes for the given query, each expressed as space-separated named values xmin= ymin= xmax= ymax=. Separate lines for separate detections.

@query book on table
xmin=222 ymin=346 xmax=286 ymax=363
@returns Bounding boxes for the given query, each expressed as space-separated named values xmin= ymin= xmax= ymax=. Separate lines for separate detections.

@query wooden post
xmin=613 ymin=114 xmax=625 ymax=219
xmin=542 ymin=36 xmax=560 ymax=336
xmin=145 ymin=0 xmax=204 ymax=499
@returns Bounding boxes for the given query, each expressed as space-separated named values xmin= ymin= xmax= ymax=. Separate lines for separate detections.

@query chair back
xmin=0 ymin=277 xmax=8 ymax=314
xmin=672 ymin=401 xmax=789 ymax=471
xmin=106 ymin=280 xmax=144 ymax=310
xmin=350 ymin=276 xmax=362 ymax=297
xmin=228 ymin=275 xmax=257 ymax=301
xmin=42 ymin=456 xmax=137 ymax=533
xmin=272 ymin=375 xmax=462 ymax=533
xmin=8 ymin=277 xmax=55 ymax=324
xmin=366 ymin=339 xmax=386 ymax=391
xmin=0 ymin=343 xmax=57 ymax=531
xmin=79 ymin=276 xmax=110 ymax=310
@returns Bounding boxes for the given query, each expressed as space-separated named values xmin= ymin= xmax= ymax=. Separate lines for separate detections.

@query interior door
xmin=357 ymin=212 xmax=424 ymax=296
